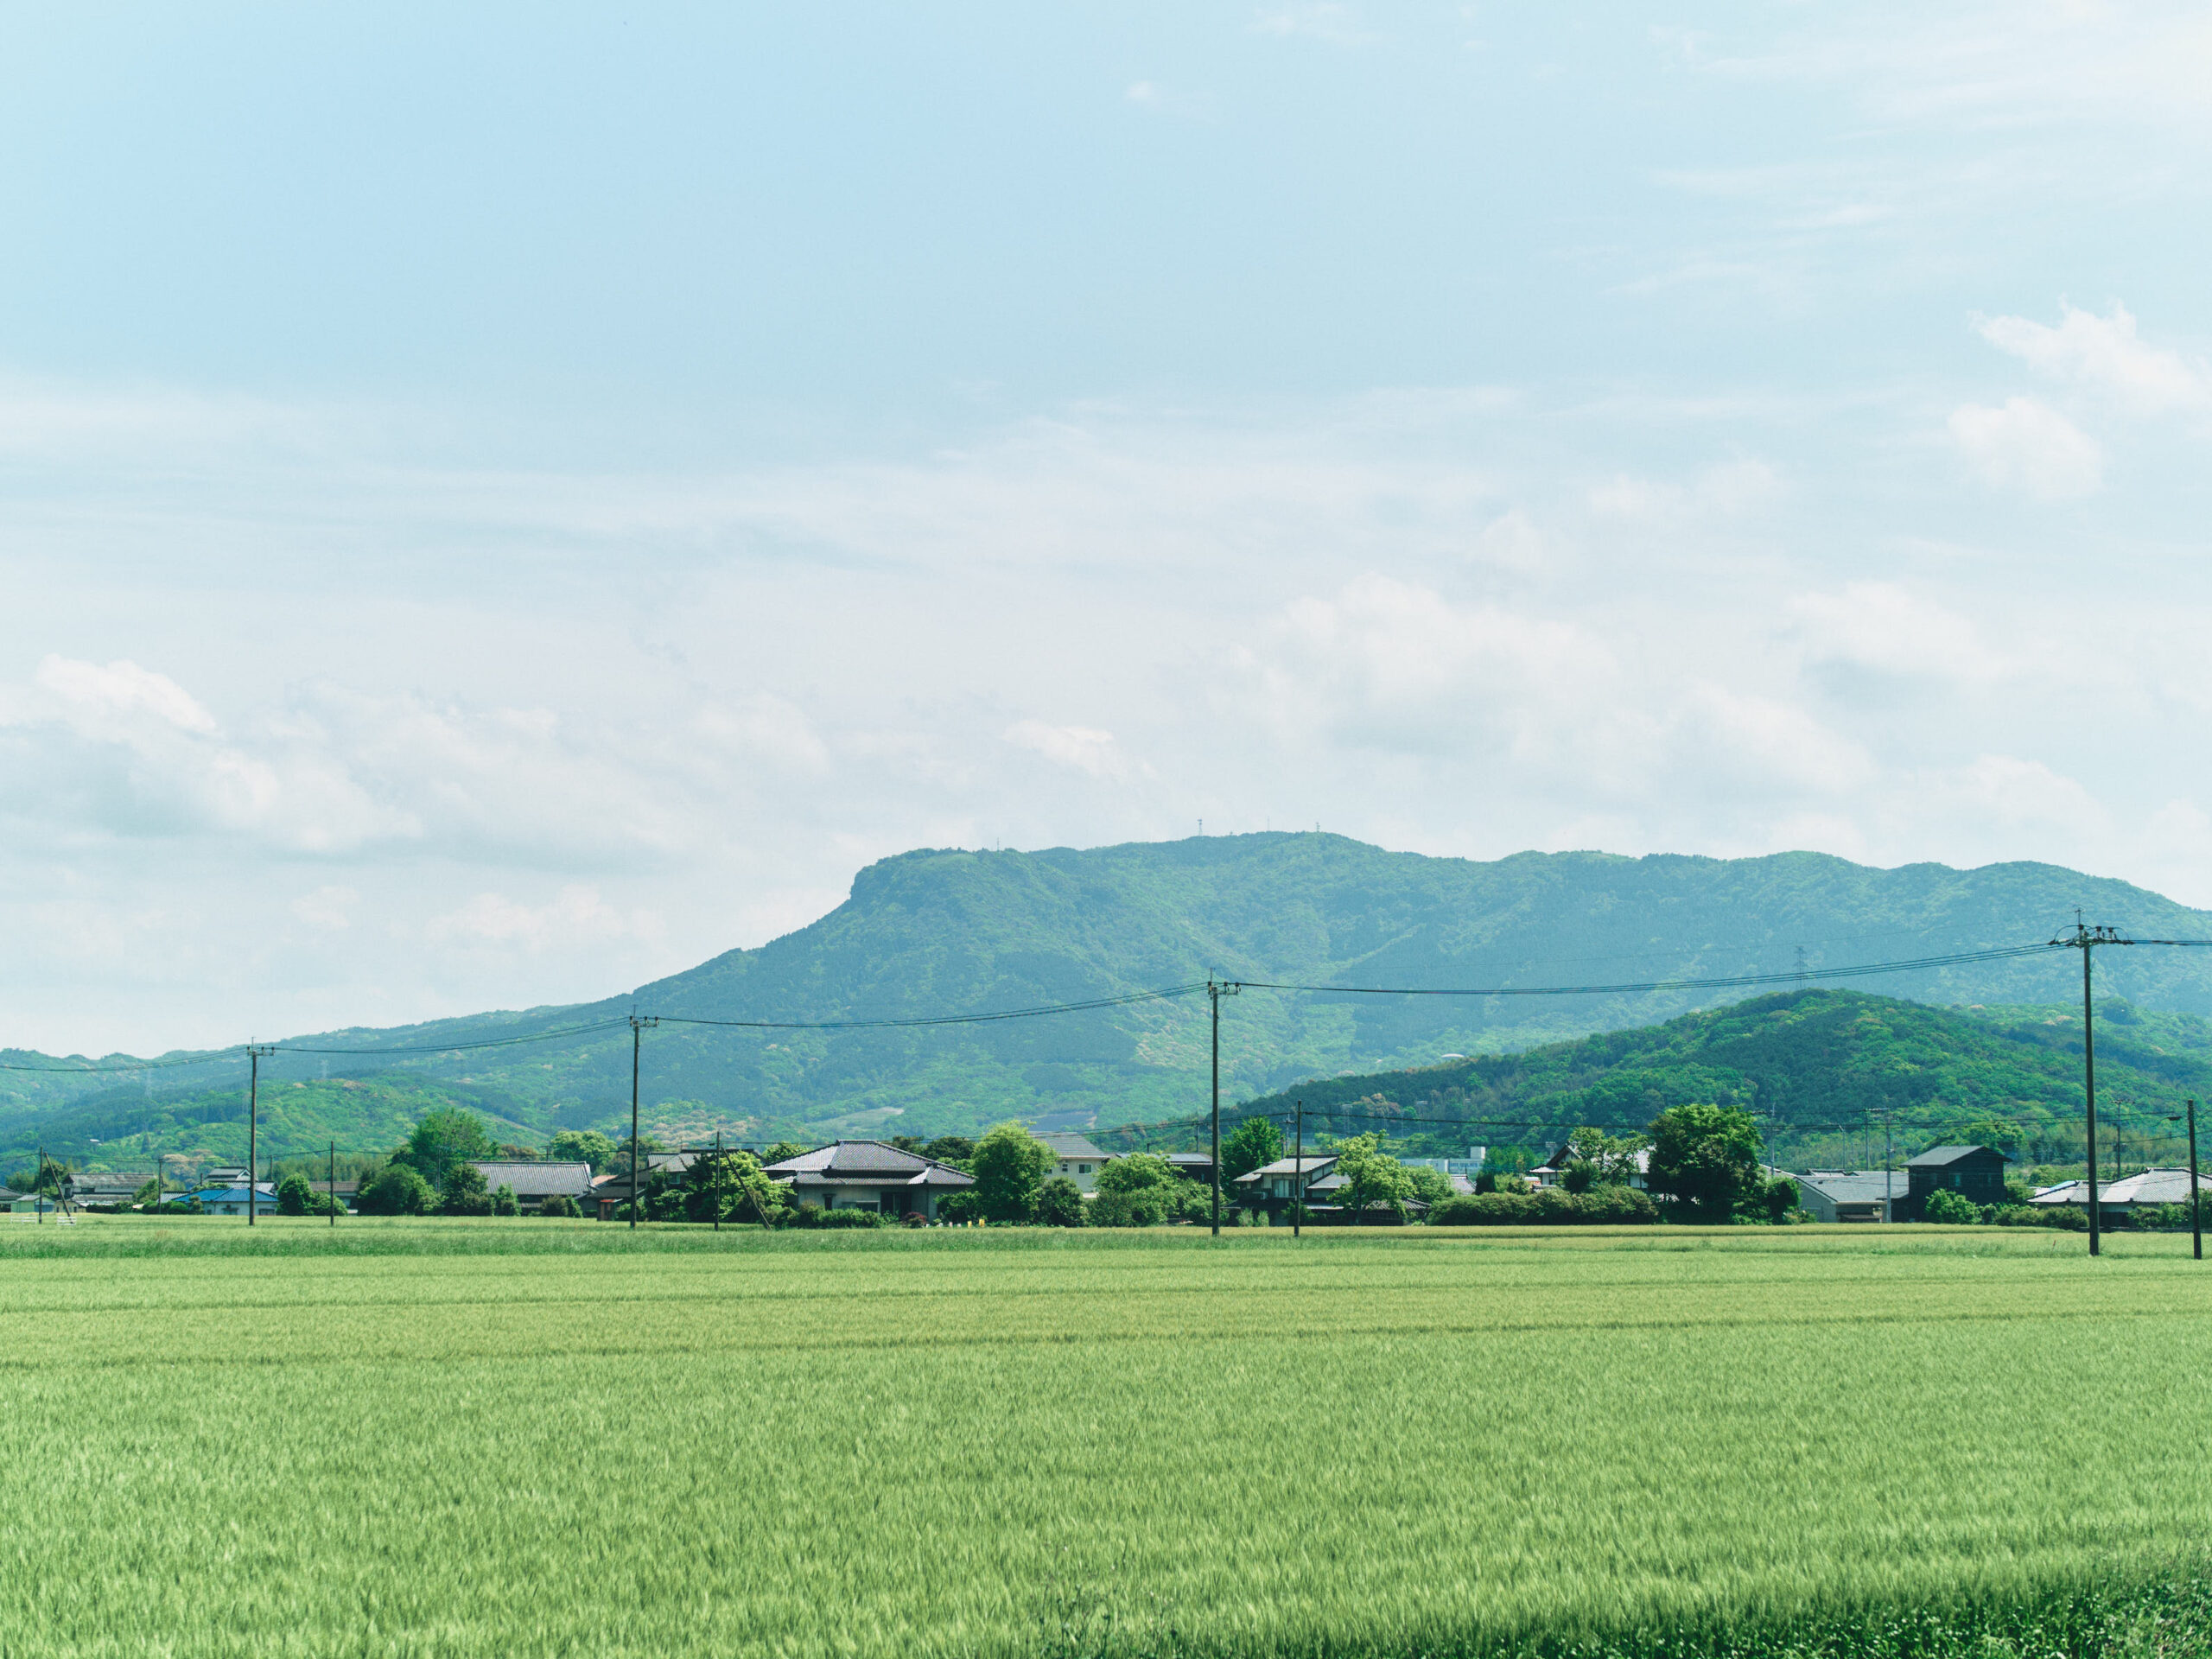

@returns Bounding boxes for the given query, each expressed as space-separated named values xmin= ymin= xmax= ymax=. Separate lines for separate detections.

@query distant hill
xmin=1 ymin=1071 xmax=546 ymax=1183
xmin=1226 ymin=988 xmax=2212 ymax=1173
xmin=11 ymin=834 xmax=2212 ymax=1166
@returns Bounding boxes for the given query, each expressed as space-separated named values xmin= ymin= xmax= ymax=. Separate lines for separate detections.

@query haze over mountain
xmin=10 ymin=833 xmax=2212 ymax=1168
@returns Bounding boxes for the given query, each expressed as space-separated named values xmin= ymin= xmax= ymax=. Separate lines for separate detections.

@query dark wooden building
xmin=1896 ymin=1144 xmax=2009 ymax=1221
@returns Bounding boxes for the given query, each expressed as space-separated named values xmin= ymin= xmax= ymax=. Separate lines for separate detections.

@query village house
xmin=1161 ymin=1151 xmax=1215 ymax=1186
xmin=187 ymin=1182 xmax=279 ymax=1217
xmin=1529 ymin=1147 xmax=1649 ymax=1190
xmin=466 ymin=1160 xmax=594 ymax=1211
xmin=762 ymin=1141 xmax=976 ymax=1219
xmin=1232 ymin=1154 xmax=1339 ymax=1222
xmin=66 ymin=1172 xmax=153 ymax=1210
xmin=1035 ymin=1133 xmax=1112 ymax=1192
xmin=1791 ymin=1170 xmax=1903 ymax=1224
xmin=1893 ymin=1145 xmax=2009 ymax=1221
xmin=2032 ymin=1166 xmax=2212 ymax=1219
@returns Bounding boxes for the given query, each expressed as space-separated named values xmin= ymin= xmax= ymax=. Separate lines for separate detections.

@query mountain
xmin=1224 ymin=988 xmax=2212 ymax=1173
xmin=11 ymin=833 xmax=2212 ymax=1167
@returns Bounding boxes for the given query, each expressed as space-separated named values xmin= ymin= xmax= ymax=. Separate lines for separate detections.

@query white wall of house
xmin=1054 ymin=1157 xmax=1105 ymax=1193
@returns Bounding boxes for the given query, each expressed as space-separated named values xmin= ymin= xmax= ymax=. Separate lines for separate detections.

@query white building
xmin=1035 ymin=1133 xmax=1113 ymax=1193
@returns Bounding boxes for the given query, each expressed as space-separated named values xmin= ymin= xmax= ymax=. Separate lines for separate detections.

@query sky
xmin=6 ymin=2 xmax=2212 ymax=1056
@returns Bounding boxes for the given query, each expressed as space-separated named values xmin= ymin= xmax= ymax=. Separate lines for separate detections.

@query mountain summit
xmin=10 ymin=834 xmax=2210 ymax=1154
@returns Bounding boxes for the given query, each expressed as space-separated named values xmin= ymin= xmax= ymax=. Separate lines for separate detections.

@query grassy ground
xmin=2 ymin=1219 xmax=2209 ymax=1657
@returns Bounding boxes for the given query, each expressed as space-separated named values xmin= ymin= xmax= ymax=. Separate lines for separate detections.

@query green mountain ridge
xmin=1226 ymin=988 xmax=2211 ymax=1173
xmin=10 ymin=833 xmax=2212 ymax=1166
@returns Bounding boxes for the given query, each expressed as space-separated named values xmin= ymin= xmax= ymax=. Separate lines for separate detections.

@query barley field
xmin=3 ymin=1220 xmax=2209 ymax=1658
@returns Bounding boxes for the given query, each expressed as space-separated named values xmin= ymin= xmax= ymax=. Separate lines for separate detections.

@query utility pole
xmin=1884 ymin=1114 xmax=1893 ymax=1223
xmin=1293 ymin=1100 xmax=1303 ymax=1239
xmin=627 ymin=1014 xmax=658 ymax=1230
xmin=2171 ymin=1100 xmax=2202 ymax=1262
xmin=35 ymin=1141 xmax=42 ymax=1224
xmin=714 ymin=1129 xmax=723 ymax=1234
xmin=1207 ymin=979 xmax=1238 ymax=1236
xmin=245 ymin=1045 xmax=274 ymax=1226
xmin=2059 ymin=921 xmax=2126 ymax=1256
xmin=2193 ymin=1098 xmax=2203 ymax=1263
xmin=328 ymin=1140 xmax=336 ymax=1229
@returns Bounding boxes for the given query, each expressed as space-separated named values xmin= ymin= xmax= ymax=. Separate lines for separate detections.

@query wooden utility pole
xmin=1293 ymin=1100 xmax=1303 ymax=1239
xmin=626 ymin=1014 xmax=658 ymax=1229
xmin=1207 ymin=980 xmax=1238 ymax=1236
xmin=2193 ymin=1098 xmax=2203 ymax=1263
xmin=245 ymin=1046 xmax=275 ymax=1226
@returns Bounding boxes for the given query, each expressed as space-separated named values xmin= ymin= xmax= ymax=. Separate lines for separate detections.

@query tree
xmin=1222 ymin=1116 xmax=1285 ymax=1183
xmin=1924 ymin=1189 xmax=1980 ymax=1224
xmin=1644 ymin=1103 xmax=1764 ymax=1222
xmin=492 ymin=1184 xmax=519 ymax=1217
xmin=1405 ymin=1164 xmax=1455 ymax=1205
xmin=920 ymin=1135 xmax=975 ymax=1168
xmin=1565 ymin=1127 xmax=1647 ymax=1185
xmin=681 ymin=1148 xmax=789 ymax=1225
xmin=442 ymin=1161 xmax=493 ymax=1217
xmin=548 ymin=1129 xmax=619 ymax=1172
xmin=1761 ymin=1176 xmax=1801 ymax=1223
xmin=1035 ymin=1176 xmax=1087 ymax=1227
xmin=970 ymin=1122 xmax=1054 ymax=1222
xmin=357 ymin=1165 xmax=435 ymax=1216
xmin=397 ymin=1109 xmax=496 ymax=1190
xmin=1560 ymin=1160 xmax=1598 ymax=1194
xmin=759 ymin=1141 xmax=809 ymax=1166
xmin=276 ymin=1173 xmax=314 ymax=1217
xmin=1093 ymin=1152 xmax=1185 ymax=1225
xmin=540 ymin=1193 xmax=581 ymax=1218
xmin=1330 ymin=1134 xmax=1414 ymax=1224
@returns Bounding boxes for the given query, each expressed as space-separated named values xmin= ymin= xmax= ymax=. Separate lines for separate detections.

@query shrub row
xmin=1428 ymin=1185 xmax=1658 ymax=1226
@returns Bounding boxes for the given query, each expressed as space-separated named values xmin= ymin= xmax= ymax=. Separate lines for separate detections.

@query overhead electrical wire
xmin=651 ymin=981 xmax=1211 ymax=1031
xmin=1232 ymin=939 xmax=2066 ymax=999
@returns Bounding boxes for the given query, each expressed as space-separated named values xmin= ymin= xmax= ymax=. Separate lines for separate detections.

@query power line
xmin=1233 ymin=940 xmax=2064 ymax=999
xmin=650 ymin=982 xmax=1210 ymax=1031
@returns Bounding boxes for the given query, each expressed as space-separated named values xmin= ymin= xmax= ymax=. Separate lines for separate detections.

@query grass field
xmin=3 ymin=1219 xmax=2210 ymax=1658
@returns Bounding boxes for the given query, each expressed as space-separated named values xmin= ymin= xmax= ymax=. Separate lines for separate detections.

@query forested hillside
xmin=11 ymin=833 xmax=2212 ymax=1162
xmin=1226 ymin=988 xmax=2212 ymax=1172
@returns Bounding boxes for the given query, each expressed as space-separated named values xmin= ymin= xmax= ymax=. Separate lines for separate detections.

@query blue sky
xmin=5 ymin=3 xmax=2212 ymax=1052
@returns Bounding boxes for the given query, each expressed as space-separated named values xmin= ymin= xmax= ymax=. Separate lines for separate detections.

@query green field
xmin=4 ymin=1221 xmax=2210 ymax=1658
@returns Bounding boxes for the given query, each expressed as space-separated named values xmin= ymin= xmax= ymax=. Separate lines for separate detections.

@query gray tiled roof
xmin=469 ymin=1161 xmax=595 ymax=1198
xmin=763 ymin=1141 xmax=974 ymax=1185
xmin=1235 ymin=1155 xmax=1338 ymax=1185
xmin=1037 ymin=1133 xmax=1109 ymax=1161
xmin=1793 ymin=1170 xmax=1904 ymax=1205
xmin=2036 ymin=1168 xmax=2212 ymax=1205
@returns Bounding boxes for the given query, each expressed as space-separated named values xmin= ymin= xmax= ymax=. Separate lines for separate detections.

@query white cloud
xmin=1004 ymin=721 xmax=1132 ymax=780
xmin=1975 ymin=302 xmax=2209 ymax=415
xmin=1252 ymin=4 xmax=1374 ymax=46
xmin=1234 ymin=575 xmax=1872 ymax=804
xmin=290 ymin=886 xmax=359 ymax=930
xmin=1790 ymin=582 xmax=2009 ymax=686
xmin=425 ymin=886 xmax=664 ymax=952
xmin=1948 ymin=397 xmax=2103 ymax=499
xmin=1588 ymin=459 xmax=1784 ymax=522
xmin=34 ymin=656 xmax=218 ymax=734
